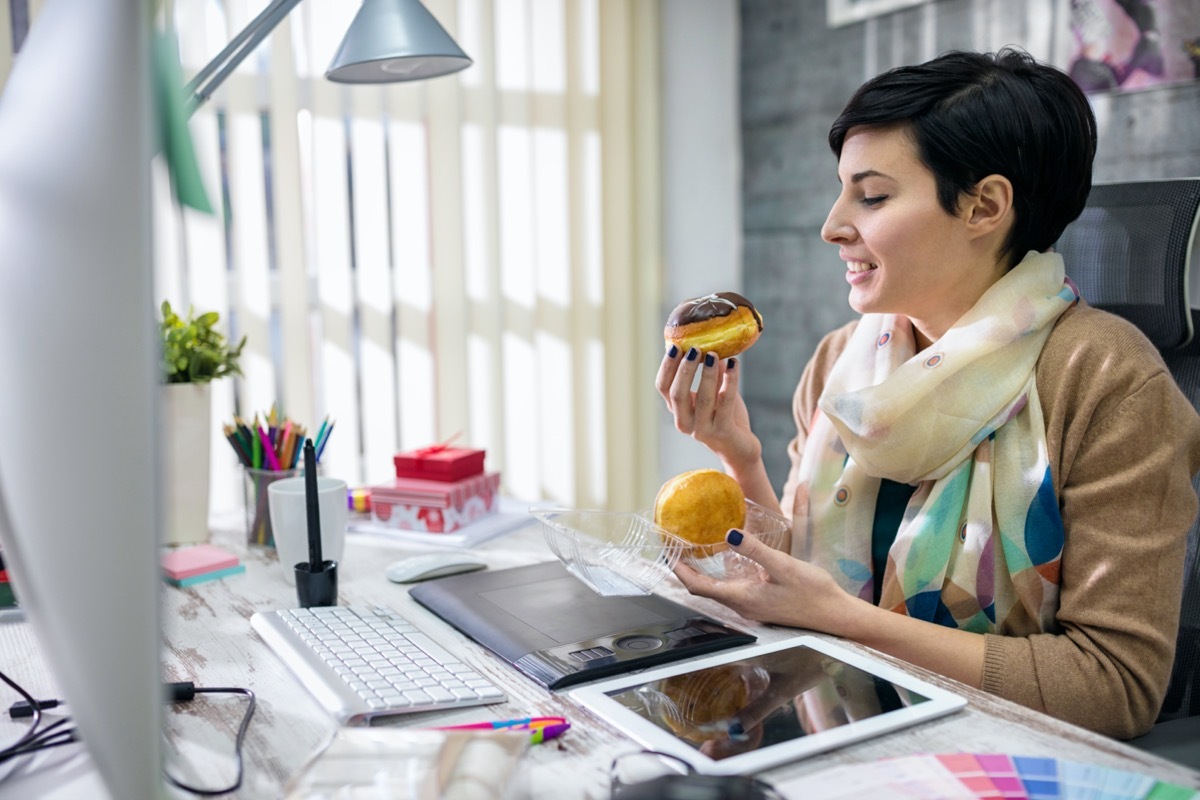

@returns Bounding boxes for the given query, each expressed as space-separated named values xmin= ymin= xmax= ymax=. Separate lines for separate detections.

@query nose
xmin=821 ymin=195 xmax=855 ymax=245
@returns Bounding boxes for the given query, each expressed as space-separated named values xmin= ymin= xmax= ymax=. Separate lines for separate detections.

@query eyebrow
xmin=835 ymin=168 xmax=894 ymax=185
xmin=849 ymin=169 xmax=892 ymax=183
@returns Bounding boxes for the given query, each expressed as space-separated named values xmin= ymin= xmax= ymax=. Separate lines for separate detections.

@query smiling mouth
xmin=846 ymin=261 xmax=877 ymax=273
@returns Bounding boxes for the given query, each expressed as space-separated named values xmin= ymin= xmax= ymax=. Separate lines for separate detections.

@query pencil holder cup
xmin=244 ymin=467 xmax=301 ymax=547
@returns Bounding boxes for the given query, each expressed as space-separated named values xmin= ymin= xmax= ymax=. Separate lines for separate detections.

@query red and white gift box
xmin=370 ymin=472 xmax=500 ymax=533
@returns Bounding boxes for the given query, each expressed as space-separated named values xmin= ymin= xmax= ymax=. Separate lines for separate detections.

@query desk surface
xmin=1 ymin=514 xmax=1198 ymax=798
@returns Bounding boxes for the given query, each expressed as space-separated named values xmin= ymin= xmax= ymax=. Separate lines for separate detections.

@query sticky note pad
xmin=164 ymin=564 xmax=246 ymax=588
xmin=161 ymin=544 xmax=239 ymax=580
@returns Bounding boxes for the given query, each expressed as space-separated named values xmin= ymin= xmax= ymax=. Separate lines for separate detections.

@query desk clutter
xmin=223 ymin=407 xmax=335 ymax=472
xmin=344 ymin=440 xmax=524 ymax=547
xmin=368 ymin=443 xmax=499 ymax=534
xmin=229 ymin=408 xmax=337 ymax=547
xmin=161 ymin=543 xmax=244 ymax=588
xmin=775 ymin=752 xmax=1200 ymax=799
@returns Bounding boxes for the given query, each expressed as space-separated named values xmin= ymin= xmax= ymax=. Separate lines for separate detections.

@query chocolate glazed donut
xmin=664 ymin=292 xmax=764 ymax=360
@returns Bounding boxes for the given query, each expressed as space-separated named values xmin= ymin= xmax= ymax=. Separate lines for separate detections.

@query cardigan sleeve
xmin=980 ymin=312 xmax=1200 ymax=738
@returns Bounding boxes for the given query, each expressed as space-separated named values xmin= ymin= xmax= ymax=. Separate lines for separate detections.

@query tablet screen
xmin=603 ymin=641 xmax=932 ymax=762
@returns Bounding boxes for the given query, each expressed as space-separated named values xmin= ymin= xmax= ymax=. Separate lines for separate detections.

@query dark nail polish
xmin=704 ymin=353 xmax=715 ymax=368
xmin=727 ymin=529 xmax=744 ymax=546
xmin=686 ymin=347 xmax=699 ymax=362
xmin=727 ymin=358 xmax=737 ymax=370
xmin=729 ymin=721 xmax=745 ymax=738
xmin=667 ymin=344 xmax=679 ymax=358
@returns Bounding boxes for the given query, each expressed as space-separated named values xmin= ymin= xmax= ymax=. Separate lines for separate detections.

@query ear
xmin=962 ymin=174 xmax=1013 ymax=240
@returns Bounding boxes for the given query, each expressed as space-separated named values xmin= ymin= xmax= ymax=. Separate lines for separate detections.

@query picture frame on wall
xmin=1066 ymin=0 xmax=1200 ymax=93
xmin=827 ymin=0 xmax=933 ymax=27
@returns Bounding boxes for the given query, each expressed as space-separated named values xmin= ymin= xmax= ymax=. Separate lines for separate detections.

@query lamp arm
xmin=184 ymin=0 xmax=303 ymax=116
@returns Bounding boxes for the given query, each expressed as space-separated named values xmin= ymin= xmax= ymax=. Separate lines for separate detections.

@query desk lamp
xmin=186 ymin=0 xmax=472 ymax=114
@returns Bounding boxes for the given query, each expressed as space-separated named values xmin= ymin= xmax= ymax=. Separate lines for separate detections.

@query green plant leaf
xmin=157 ymin=301 xmax=244 ymax=384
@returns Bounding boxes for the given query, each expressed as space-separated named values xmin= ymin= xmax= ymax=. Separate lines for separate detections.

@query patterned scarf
xmin=792 ymin=251 xmax=1078 ymax=635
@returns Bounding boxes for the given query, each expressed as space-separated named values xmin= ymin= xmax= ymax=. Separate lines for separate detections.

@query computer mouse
xmin=385 ymin=553 xmax=488 ymax=584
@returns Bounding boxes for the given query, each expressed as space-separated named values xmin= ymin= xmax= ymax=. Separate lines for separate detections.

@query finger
xmin=672 ymin=560 xmax=725 ymax=599
xmin=725 ymin=528 xmax=792 ymax=578
xmin=713 ymin=357 xmax=740 ymax=422
xmin=692 ymin=351 xmax=722 ymax=431
xmin=655 ymin=343 xmax=682 ymax=405
xmin=668 ymin=347 xmax=703 ymax=432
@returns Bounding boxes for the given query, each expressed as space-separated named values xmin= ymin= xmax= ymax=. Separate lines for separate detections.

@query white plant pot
xmin=162 ymin=382 xmax=212 ymax=546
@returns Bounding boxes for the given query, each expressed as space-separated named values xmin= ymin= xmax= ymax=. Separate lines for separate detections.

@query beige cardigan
xmin=780 ymin=302 xmax=1200 ymax=739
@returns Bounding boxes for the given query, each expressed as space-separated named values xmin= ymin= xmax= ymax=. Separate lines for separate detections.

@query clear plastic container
xmin=530 ymin=508 xmax=687 ymax=596
xmin=653 ymin=500 xmax=791 ymax=581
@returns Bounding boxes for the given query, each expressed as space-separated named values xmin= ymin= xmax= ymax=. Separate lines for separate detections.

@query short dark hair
xmin=828 ymin=48 xmax=1097 ymax=269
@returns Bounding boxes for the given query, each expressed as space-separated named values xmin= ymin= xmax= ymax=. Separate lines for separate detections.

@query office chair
xmin=1055 ymin=178 xmax=1200 ymax=769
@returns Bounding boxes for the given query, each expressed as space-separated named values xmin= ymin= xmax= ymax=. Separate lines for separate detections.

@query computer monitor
xmin=0 ymin=0 xmax=164 ymax=797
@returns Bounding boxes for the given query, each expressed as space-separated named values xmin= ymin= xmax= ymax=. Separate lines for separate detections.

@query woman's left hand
xmin=673 ymin=530 xmax=853 ymax=632
xmin=679 ymin=530 xmax=988 ymax=690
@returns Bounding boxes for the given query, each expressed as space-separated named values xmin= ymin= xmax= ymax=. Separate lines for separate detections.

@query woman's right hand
xmin=655 ymin=345 xmax=762 ymax=470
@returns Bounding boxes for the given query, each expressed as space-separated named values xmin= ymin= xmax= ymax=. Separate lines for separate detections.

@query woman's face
xmin=821 ymin=124 xmax=1004 ymax=347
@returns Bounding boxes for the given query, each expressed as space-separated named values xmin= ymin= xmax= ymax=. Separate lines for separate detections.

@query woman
xmin=656 ymin=47 xmax=1200 ymax=739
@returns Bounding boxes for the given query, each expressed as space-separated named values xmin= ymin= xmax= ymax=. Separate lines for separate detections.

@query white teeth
xmin=847 ymin=261 xmax=877 ymax=273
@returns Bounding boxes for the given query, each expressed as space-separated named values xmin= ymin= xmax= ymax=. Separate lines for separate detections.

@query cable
xmin=163 ymin=682 xmax=257 ymax=796
xmin=0 ymin=666 xmax=65 ymax=765
xmin=1 ymin=673 xmax=256 ymax=796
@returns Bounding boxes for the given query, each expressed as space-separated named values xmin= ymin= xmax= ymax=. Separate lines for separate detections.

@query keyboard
xmin=251 ymin=605 xmax=507 ymax=725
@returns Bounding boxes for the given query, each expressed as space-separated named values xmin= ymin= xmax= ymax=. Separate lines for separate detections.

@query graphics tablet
xmin=570 ymin=635 xmax=966 ymax=775
xmin=409 ymin=561 xmax=755 ymax=689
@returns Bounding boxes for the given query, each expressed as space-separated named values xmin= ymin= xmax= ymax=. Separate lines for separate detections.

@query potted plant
xmin=160 ymin=301 xmax=246 ymax=545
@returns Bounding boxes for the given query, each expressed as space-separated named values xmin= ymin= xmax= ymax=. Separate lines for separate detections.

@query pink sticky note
xmin=161 ymin=544 xmax=239 ymax=580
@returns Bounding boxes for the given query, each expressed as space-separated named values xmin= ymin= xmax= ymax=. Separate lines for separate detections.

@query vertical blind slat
xmin=631 ymin=0 xmax=662 ymax=511
xmin=269 ymin=16 xmax=316 ymax=434
xmin=310 ymin=87 xmax=364 ymax=486
xmin=598 ymin=0 xmax=637 ymax=511
xmin=495 ymin=0 xmax=541 ymax=501
xmin=385 ymin=83 xmax=437 ymax=453
xmin=460 ymin=0 xmax=507 ymax=483
xmin=426 ymin=0 xmax=471 ymax=449
xmin=350 ymin=86 xmax=400 ymax=486
xmin=564 ymin=0 xmax=602 ymax=509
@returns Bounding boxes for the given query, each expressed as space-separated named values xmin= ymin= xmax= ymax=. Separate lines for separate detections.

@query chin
xmin=847 ymin=292 xmax=876 ymax=316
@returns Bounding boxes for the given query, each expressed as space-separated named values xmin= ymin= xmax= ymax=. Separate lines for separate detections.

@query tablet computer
xmin=570 ymin=635 xmax=966 ymax=775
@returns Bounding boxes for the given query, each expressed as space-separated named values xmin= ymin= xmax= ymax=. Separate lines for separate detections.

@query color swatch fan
xmin=775 ymin=752 xmax=1199 ymax=800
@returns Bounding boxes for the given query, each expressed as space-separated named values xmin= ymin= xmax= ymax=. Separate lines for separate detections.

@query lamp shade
xmin=326 ymin=0 xmax=472 ymax=83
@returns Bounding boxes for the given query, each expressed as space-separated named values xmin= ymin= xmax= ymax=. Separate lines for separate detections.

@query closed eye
xmin=861 ymin=195 xmax=887 ymax=207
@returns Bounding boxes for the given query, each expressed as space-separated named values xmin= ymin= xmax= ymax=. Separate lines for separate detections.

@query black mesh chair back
xmin=1056 ymin=180 xmax=1199 ymax=350
xmin=1057 ymin=178 xmax=1200 ymax=725
xmin=1161 ymin=313 xmax=1200 ymax=722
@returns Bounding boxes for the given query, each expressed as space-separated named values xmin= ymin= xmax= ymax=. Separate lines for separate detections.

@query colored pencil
xmin=315 ymin=419 xmax=335 ymax=463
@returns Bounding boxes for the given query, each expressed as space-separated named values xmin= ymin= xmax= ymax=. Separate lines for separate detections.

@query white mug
xmin=267 ymin=476 xmax=349 ymax=585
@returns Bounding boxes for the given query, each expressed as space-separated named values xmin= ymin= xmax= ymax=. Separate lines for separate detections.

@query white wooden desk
xmin=1 ymin=514 xmax=1198 ymax=798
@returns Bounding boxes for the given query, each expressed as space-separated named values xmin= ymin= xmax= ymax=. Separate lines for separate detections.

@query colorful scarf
xmin=792 ymin=251 xmax=1078 ymax=635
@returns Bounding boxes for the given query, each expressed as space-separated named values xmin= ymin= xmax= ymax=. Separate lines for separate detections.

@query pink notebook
xmin=161 ymin=544 xmax=239 ymax=580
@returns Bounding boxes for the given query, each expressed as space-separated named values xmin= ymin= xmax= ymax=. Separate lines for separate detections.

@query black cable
xmin=163 ymin=683 xmax=257 ymax=796
xmin=1 ymin=672 xmax=256 ymax=796
xmin=0 ymin=666 xmax=50 ymax=764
